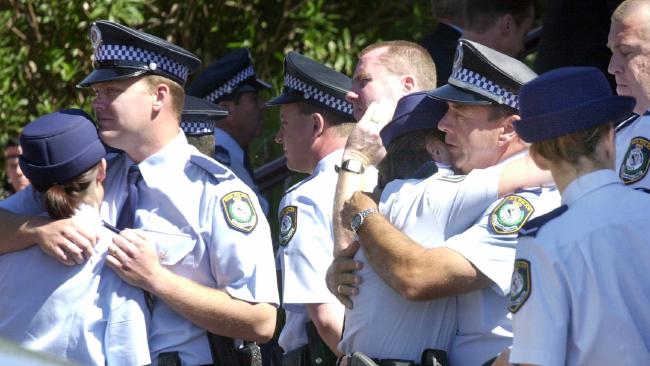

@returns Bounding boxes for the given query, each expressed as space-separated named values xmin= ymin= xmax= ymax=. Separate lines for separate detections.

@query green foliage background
xmin=0 ymin=0 xmax=435 ymax=168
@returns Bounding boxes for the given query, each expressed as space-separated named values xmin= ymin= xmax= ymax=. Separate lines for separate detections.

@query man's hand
xmin=341 ymin=191 xmax=379 ymax=231
xmin=490 ymin=347 xmax=512 ymax=366
xmin=326 ymin=241 xmax=363 ymax=309
xmin=33 ymin=217 xmax=97 ymax=266
xmin=344 ymin=99 xmax=397 ymax=166
xmin=106 ymin=229 xmax=162 ymax=292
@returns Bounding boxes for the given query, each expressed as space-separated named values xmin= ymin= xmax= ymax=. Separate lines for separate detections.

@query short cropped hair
xmin=297 ymin=101 xmax=356 ymax=137
xmin=359 ymin=41 xmax=437 ymax=90
xmin=143 ymin=74 xmax=185 ymax=119
xmin=465 ymin=0 xmax=535 ymax=32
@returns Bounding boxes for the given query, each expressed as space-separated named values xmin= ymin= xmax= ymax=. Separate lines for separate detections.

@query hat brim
xmin=266 ymin=92 xmax=303 ymax=107
xmin=77 ymin=68 xmax=148 ymax=88
xmin=427 ymin=84 xmax=493 ymax=106
xmin=515 ymin=96 xmax=636 ymax=143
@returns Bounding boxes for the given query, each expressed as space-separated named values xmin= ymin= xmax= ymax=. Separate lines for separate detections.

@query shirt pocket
xmin=141 ymin=228 xmax=196 ymax=278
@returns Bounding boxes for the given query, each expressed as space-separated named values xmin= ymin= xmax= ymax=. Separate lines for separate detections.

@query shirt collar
xmin=214 ymin=128 xmax=244 ymax=164
xmin=313 ymin=149 xmax=344 ymax=176
xmin=137 ymin=131 xmax=189 ymax=187
xmin=561 ymin=169 xmax=621 ymax=206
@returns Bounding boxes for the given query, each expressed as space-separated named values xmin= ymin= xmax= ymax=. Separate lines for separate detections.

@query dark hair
xmin=530 ymin=123 xmax=613 ymax=167
xmin=431 ymin=0 xmax=466 ymax=19
xmin=487 ymin=103 xmax=519 ymax=122
xmin=32 ymin=164 xmax=99 ymax=220
xmin=377 ymin=129 xmax=445 ymax=189
xmin=465 ymin=0 xmax=535 ymax=32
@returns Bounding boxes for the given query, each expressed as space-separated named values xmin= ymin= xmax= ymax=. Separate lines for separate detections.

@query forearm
xmin=359 ymin=214 xmax=490 ymax=300
xmin=498 ymin=154 xmax=553 ymax=196
xmin=150 ymin=267 xmax=277 ymax=343
xmin=333 ymin=151 xmax=370 ymax=255
xmin=306 ymin=303 xmax=344 ymax=356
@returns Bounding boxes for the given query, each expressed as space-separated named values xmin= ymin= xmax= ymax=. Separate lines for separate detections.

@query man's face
xmin=503 ymin=6 xmax=535 ymax=58
xmin=223 ymin=91 xmax=266 ymax=146
xmin=91 ymin=77 xmax=153 ymax=152
xmin=437 ymin=103 xmax=508 ymax=173
xmin=275 ymin=103 xmax=315 ymax=173
xmin=608 ymin=10 xmax=650 ymax=114
xmin=347 ymin=48 xmax=406 ymax=121
xmin=4 ymin=145 xmax=29 ymax=192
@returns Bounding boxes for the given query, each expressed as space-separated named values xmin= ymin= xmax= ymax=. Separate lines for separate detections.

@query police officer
xmin=267 ymin=52 xmax=358 ymax=365
xmin=508 ymin=67 xmax=650 ymax=365
xmin=187 ymin=48 xmax=270 ymax=213
xmin=608 ymin=0 xmax=650 ymax=189
xmin=181 ymin=95 xmax=229 ymax=156
xmin=0 ymin=20 xmax=279 ymax=366
xmin=0 ymin=109 xmax=150 ymax=365
xmin=332 ymin=40 xmax=561 ymax=366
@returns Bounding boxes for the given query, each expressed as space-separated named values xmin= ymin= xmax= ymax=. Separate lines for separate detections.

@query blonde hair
xmin=143 ymin=75 xmax=185 ymax=118
xmin=359 ymin=41 xmax=437 ymax=90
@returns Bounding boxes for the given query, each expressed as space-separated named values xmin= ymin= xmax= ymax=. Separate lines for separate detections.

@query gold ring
xmin=337 ymin=284 xmax=343 ymax=294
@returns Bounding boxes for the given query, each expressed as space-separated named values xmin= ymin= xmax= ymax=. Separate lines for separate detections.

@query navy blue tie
xmin=116 ymin=165 xmax=141 ymax=230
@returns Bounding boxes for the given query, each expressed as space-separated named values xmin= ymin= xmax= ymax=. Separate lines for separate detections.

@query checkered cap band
xmin=181 ymin=121 xmax=214 ymax=135
xmin=94 ymin=44 xmax=190 ymax=82
xmin=450 ymin=67 xmax=519 ymax=109
xmin=204 ymin=66 xmax=255 ymax=103
xmin=285 ymin=74 xmax=353 ymax=115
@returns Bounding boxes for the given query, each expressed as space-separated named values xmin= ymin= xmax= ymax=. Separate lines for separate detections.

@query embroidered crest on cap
xmin=221 ymin=191 xmax=257 ymax=233
xmin=619 ymin=136 xmax=650 ymax=185
xmin=509 ymin=259 xmax=531 ymax=313
xmin=90 ymin=24 xmax=102 ymax=50
xmin=489 ymin=195 xmax=534 ymax=235
xmin=279 ymin=205 xmax=298 ymax=246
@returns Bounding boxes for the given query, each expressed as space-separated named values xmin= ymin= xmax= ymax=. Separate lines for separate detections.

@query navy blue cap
xmin=186 ymin=48 xmax=271 ymax=103
xmin=78 ymin=20 xmax=201 ymax=87
xmin=380 ymin=91 xmax=448 ymax=147
xmin=267 ymin=52 xmax=354 ymax=119
xmin=181 ymin=95 xmax=229 ymax=136
xmin=19 ymin=109 xmax=106 ymax=187
xmin=514 ymin=67 xmax=636 ymax=143
xmin=428 ymin=39 xmax=537 ymax=109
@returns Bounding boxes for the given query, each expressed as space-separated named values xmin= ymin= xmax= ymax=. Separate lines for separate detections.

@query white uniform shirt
xmin=338 ymin=165 xmax=503 ymax=360
xmin=277 ymin=150 xmax=351 ymax=353
xmin=444 ymin=156 xmax=561 ymax=366
xmin=113 ymin=133 xmax=278 ymax=365
xmin=214 ymin=128 xmax=269 ymax=214
xmin=510 ymin=170 xmax=650 ymax=366
xmin=616 ymin=112 xmax=650 ymax=189
xmin=0 ymin=204 xmax=150 ymax=366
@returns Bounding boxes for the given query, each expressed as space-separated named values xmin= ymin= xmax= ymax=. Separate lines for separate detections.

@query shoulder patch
xmin=519 ymin=205 xmax=568 ymax=238
xmin=436 ymin=174 xmax=466 ymax=183
xmin=278 ymin=206 xmax=298 ymax=246
xmin=509 ymin=259 xmax=531 ymax=313
xmin=488 ymin=195 xmax=534 ymax=235
xmin=221 ymin=191 xmax=258 ymax=233
xmin=619 ymin=136 xmax=650 ymax=185
xmin=190 ymin=154 xmax=235 ymax=182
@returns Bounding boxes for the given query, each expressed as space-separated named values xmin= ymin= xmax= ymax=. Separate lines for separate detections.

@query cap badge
xmin=452 ymin=44 xmax=463 ymax=73
xmin=148 ymin=62 xmax=157 ymax=71
xmin=89 ymin=24 xmax=102 ymax=50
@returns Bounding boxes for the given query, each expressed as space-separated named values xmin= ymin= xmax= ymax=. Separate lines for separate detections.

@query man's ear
xmin=152 ymin=83 xmax=170 ymax=112
xmin=217 ymin=100 xmax=235 ymax=113
xmin=498 ymin=13 xmax=515 ymax=36
xmin=402 ymin=75 xmax=415 ymax=93
xmin=497 ymin=114 xmax=519 ymax=147
xmin=97 ymin=158 xmax=107 ymax=183
xmin=311 ymin=112 xmax=325 ymax=138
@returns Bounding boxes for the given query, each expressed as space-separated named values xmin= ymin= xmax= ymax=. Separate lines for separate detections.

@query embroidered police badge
xmin=619 ymin=136 xmax=650 ymax=185
xmin=509 ymin=259 xmax=531 ymax=313
xmin=489 ymin=195 xmax=534 ymax=234
xmin=221 ymin=191 xmax=257 ymax=233
xmin=279 ymin=206 xmax=298 ymax=246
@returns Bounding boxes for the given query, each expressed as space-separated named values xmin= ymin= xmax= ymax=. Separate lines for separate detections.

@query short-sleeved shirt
xmin=445 ymin=158 xmax=561 ymax=366
xmin=214 ymin=128 xmax=269 ymax=214
xmin=0 ymin=204 xmax=150 ymax=366
xmin=510 ymin=170 xmax=650 ymax=366
xmin=616 ymin=113 xmax=650 ymax=189
xmin=114 ymin=133 xmax=279 ymax=365
xmin=277 ymin=149 xmax=349 ymax=353
xmin=338 ymin=164 xmax=502 ymax=360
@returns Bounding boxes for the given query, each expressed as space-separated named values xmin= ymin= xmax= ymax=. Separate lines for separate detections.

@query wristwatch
xmin=350 ymin=208 xmax=379 ymax=233
xmin=335 ymin=159 xmax=365 ymax=174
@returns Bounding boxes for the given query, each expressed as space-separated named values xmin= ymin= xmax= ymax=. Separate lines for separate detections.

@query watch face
xmin=351 ymin=213 xmax=362 ymax=232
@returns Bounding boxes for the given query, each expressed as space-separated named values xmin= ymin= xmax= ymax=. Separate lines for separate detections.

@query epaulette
xmin=515 ymin=187 xmax=543 ymax=195
xmin=518 ymin=205 xmax=568 ymax=238
xmin=615 ymin=113 xmax=640 ymax=133
xmin=283 ymin=174 xmax=314 ymax=197
xmin=634 ymin=187 xmax=650 ymax=194
xmin=409 ymin=161 xmax=439 ymax=180
xmin=190 ymin=153 xmax=235 ymax=182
